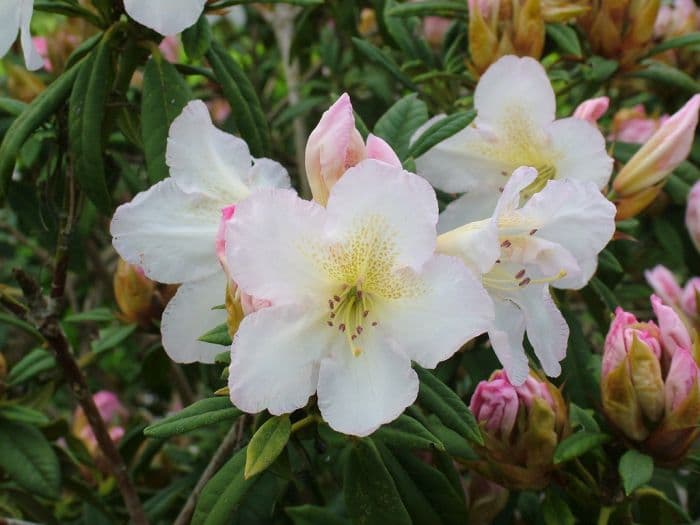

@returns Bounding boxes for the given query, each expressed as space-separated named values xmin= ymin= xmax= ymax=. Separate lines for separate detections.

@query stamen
xmin=515 ymin=269 xmax=526 ymax=279
xmin=529 ymin=228 xmax=538 ymax=235
xmin=356 ymin=326 xmax=363 ymax=334
xmin=501 ymin=240 xmax=511 ymax=248
xmin=518 ymin=277 xmax=531 ymax=287
xmin=333 ymin=295 xmax=341 ymax=302
xmin=327 ymin=321 xmax=333 ymax=327
xmin=372 ymin=321 xmax=378 ymax=326
xmin=339 ymin=323 xmax=346 ymax=332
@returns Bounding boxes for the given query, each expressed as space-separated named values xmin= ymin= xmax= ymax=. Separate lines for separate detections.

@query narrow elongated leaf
xmin=351 ymin=38 xmax=417 ymax=90
xmin=245 ymin=415 xmax=291 ymax=479
xmin=286 ymin=505 xmax=350 ymax=525
xmin=0 ymin=98 xmax=27 ymax=117
xmin=553 ymin=431 xmax=610 ymax=464
xmin=546 ymin=24 xmax=582 ymax=56
xmin=372 ymin=414 xmax=444 ymax=451
xmin=142 ymin=55 xmax=191 ymax=183
xmin=206 ymin=42 xmax=269 ymax=157
xmin=0 ymin=61 xmax=81 ymax=199
xmin=407 ymin=111 xmax=474 ymax=159
xmin=630 ymin=61 xmax=700 ymax=94
xmin=598 ymin=249 xmax=623 ymax=274
xmin=344 ymin=438 xmax=411 ymax=525
xmin=91 ymin=323 xmax=137 ymax=353
xmin=422 ymin=416 xmax=479 ymax=460
xmin=619 ymin=450 xmax=653 ymax=495
xmin=373 ymin=94 xmax=428 ymax=161
xmin=0 ymin=404 xmax=50 ymax=425
xmin=6 ymin=348 xmax=55 ymax=386
xmin=414 ymin=365 xmax=483 ymax=444
xmin=542 ymin=489 xmax=575 ymax=525
xmin=145 ymin=397 xmax=241 ymax=438
xmin=64 ymin=307 xmax=114 ymax=323
xmin=644 ymin=32 xmax=700 ymax=58
xmin=182 ymin=15 xmax=212 ymax=61
xmin=199 ymin=322 xmax=232 ymax=346
xmin=386 ymin=1 xmax=468 ymax=17
xmin=0 ymin=420 xmax=60 ymax=499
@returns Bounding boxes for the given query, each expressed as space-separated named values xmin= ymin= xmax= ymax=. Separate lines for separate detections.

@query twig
xmin=173 ymin=416 xmax=247 ymax=525
xmin=0 ymin=221 xmax=52 ymax=263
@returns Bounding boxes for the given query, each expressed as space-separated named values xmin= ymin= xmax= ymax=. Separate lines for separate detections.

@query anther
xmin=372 ymin=321 xmax=378 ymax=326
xmin=351 ymin=334 xmax=357 ymax=340
xmin=518 ymin=277 xmax=531 ymax=287
xmin=333 ymin=295 xmax=341 ymax=302
xmin=529 ymin=228 xmax=538 ymax=235
xmin=357 ymin=290 xmax=363 ymax=299
xmin=515 ymin=269 xmax=526 ymax=279
xmin=363 ymin=310 xmax=369 ymax=317
xmin=328 ymin=299 xmax=334 ymax=309
xmin=501 ymin=240 xmax=511 ymax=248
xmin=495 ymin=259 xmax=501 ymax=264
xmin=356 ymin=326 xmax=363 ymax=334
xmin=339 ymin=323 xmax=346 ymax=332
xmin=330 ymin=312 xmax=335 ymax=318
xmin=327 ymin=321 xmax=333 ymax=327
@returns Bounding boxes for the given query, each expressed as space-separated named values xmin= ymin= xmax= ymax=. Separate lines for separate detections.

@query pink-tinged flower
xmin=158 ymin=35 xmax=181 ymax=63
xmin=651 ymin=294 xmax=692 ymax=359
xmin=72 ymin=391 xmax=127 ymax=456
xmin=225 ymin=160 xmax=494 ymax=436
xmin=654 ymin=0 xmax=700 ymax=39
xmin=422 ymin=16 xmax=452 ymax=47
xmin=0 ymin=0 xmax=43 ymax=70
xmin=31 ymin=36 xmax=51 ymax=71
xmin=438 ymin=167 xmax=616 ymax=384
xmin=470 ymin=375 xmax=519 ymax=438
xmin=305 ymin=93 xmax=401 ymax=206
xmin=686 ymin=180 xmax=700 ymax=253
xmin=416 ymin=56 xmax=613 ymax=228
xmin=123 ymin=0 xmax=206 ymax=36
xmin=614 ymin=95 xmax=700 ymax=197
xmin=664 ymin=346 xmax=699 ymax=413
xmin=111 ymin=100 xmax=290 ymax=363
xmin=680 ymin=278 xmax=700 ymax=318
xmin=611 ymin=105 xmax=669 ymax=144
xmin=645 ymin=265 xmax=683 ymax=306
xmin=573 ymin=96 xmax=610 ymax=124
xmin=215 ymin=205 xmax=236 ymax=273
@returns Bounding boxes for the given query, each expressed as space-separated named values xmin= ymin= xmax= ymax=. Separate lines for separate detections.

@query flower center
xmin=520 ymin=164 xmax=556 ymax=200
xmin=326 ymin=283 xmax=379 ymax=357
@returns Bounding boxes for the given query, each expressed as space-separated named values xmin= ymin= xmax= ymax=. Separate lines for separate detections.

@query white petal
xmin=436 ymin=218 xmax=499 ymax=274
xmin=519 ymin=179 xmax=616 ymax=289
xmin=475 ymin=56 xmax=556 ymax=130
xmin=0 ymin=1 xmax=21 ymax=61
xmin=494 ymin=166 xmax=537 ymax=217
xmin=416 ymin=124 xmax=510 ymax=194
xmin=325 ymin=159 xmax=438 ymax=271
xmin=161 ymin=272 xmax=228 ymax=363
xmin=380 ymin=255 xmax=494 ymax=368
xmin=229 ymin=303 xmax=338 ymax=415
xmin=19 ymin=0 xmax=41 ymax=71
xmin=516 ymin=284 xmax=569 ymax=378
xmin=246 ymin=158 xmax=291 ymax=190
xmin=166 ymin=100 xmax=253 ymax=202
xmin=123 ymin=0 xmax=206 ymax=35
xmin=226 ymin=188 xmax=328 ymax=305
xmin=548 ymin=118 xmax=613 ymax=189
xmin=111 ymin=179 xmax=220 ymax=284
xmin=437 ymin=191 xmax=501 ymax=231
xmin=317 ymin=330 xmax=418 ymax=436
xmin=488 ymin=298 xmax=530 ymax=385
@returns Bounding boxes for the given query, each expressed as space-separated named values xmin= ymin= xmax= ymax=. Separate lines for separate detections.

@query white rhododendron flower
xmin=111 ymin=100 xmax=290 ymax=363
xmin=416 ymin=55 xmax=613 ymax=231
xmin=438 ymin=167 xmax=616 ymax=384
xmin=0 ymin=0 xmax=42 ymax=70
xmin=225 ymin=160 xmax=494 ymax=436
xmin=123 ymin=0 xmax=207 ymax=36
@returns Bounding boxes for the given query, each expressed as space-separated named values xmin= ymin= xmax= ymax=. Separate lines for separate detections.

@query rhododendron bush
xmin=1 ymin=1 xmax=699 ymax=524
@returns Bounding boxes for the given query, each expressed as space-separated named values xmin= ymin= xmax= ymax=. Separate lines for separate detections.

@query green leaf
xmin=598 ymin=249 xmax=623 ymax=274
xmin=191 ymin=446 xmax=259 ymax=525
xmin=546 ymin=24 xmax=582 ymax=56
xmin=560 ymin=307 xmax=601 ymax=408
xmin=568 ymin=403 xmax=600 ymax=433
xmin=386 ymin=1 xmax=468 ymax=17
xmin=244 ymin=415 xmax=291 ymax=479
xmin=0 ymin=97 xmax=28 ymax=117
xmin=286 ymin=505 xmax=350 ymax=525
xmin=64 ymin=307 xmax=114 ymax=323
xmin=588 ymin=277 xmax=618 ymax=313
xmin=644 ymin=32 xmax=700 ymax=58
xmin=584 ymin=56 xmax=619 ymax=83
xmin=182 ymin=15 xmax=212 ymax=60
xmin=199 ymin=322 xmax=232 ymax=346
xmin=408 ymin=111 xmax=475 ymax=159
xmin=6 ymin=348 xmax=55 ymax=386
xmin=652 ymin=217 xmax=686 ymax=270
xmin=207 ymin=42 xmax=270 ymax=157
xmin=351 ymin=38 xmax=417 ymax=90
xmin=91 ymin=323 xmax=137 ymax=354
xmin=421 ymin=415 xmax=479 ymax=460
xmin=619 ymin=450 xmax=653 ymax=495
xmin=553 ymin=431 xmax=610 ymax=464
xmin=373 ymin=94 xmax=428 ymax=161
xmin=542 ymin=489 xmax=575 ymax=525
xmin=142 ymin=54 xmax=191 ymax=184
xmin=68 ymin=34 xmax=115 ymax=212
xmin=144 ymin=397 xmax=241 ymax=438
xmin=0 ymin=420 xmax=60 ymax=499
xmin=372 ymin=414 xmax=444 ymax=451
xmin=414 ymin=365 xmax=483 ymax=444
xmin=378 ymin=443 xmax=467 ymax=525
xmin=0 ymin=60 xmax=81 ymax=200
xmin=344 ymin=438 xmax=411 ymax=525
xmin=383 ymin=0 xmax=435 ymax=67
xmin=630 ymin=61 xmax=700 ymax=94
xmin=0 ymin=404 xmax=50 ymax=425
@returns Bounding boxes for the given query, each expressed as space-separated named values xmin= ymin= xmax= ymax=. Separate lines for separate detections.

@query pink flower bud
xmin=602 ymin=307 xmax=638 ymax=376
xmin=645 ymin=265 xmax=682 ymax=306
xmin=651 ymin=294 xmax=692 ymax=359
xmin=470 ymin=376 xmax=519 ymax=439
xmin=573 ymin=97 xmax=610 ymax=124
xmin=93 ymin=390 xmax=128 ymax=423
xmin=216 ymin=205 xmax=236 ymax=275
xmin=686 ymin=180 xmax=700 ymax=253
xmin=664 ymin=346 xmax=699 ymax=413
xmin=680 ymin=278 xmax=700 ymax=318
xmin=422 ymin=16 xmax=452 ymax=47
xmin=614 ymin=95 xmax=700 ymax=196
xmin=365 ymin=134 xmax=401 ymax=168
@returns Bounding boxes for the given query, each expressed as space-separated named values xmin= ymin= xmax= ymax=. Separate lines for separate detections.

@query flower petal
xmin=111 ymin=179 xmax=220 ymax=284
xmin=246 ymin=157 xmax=291 ymax=190
xmin=437 ymin=191 xmax=501 ymax=231
xmin=19 ymin=0 xmax=42 ymax=71
xmin=380 ymin=254 xmax=494 ymax=368
xmin=488 ymin=298 xmax=530 ymax=386
xmin=161 ymin=272 xmax=228 ymax=363
xmin=547 ymin=118 xmax=613 ymax=189
xmin=0 ymin=1 xmax=21 ymax=61
xmin=436 ymin=218 xmax=500 ymax=274
xmin=229 ymin=303 xmax=338 ymax=415
xmin=166 ymin=100 xmax=253 ymax=202
xmin=226 ymin=188 xmax=328 ymax=304
xmin=317 ymin=330 xmax=418 ymax=436
xmin=123 ymin=0 xmax=206 ymax=35
xmin=325 ymin=159 xmax=438 ymax=271
xmin=475 ymin=56 xmax=556 ymax=130
xmin=365 ymin=134 xmax=401 ymax=167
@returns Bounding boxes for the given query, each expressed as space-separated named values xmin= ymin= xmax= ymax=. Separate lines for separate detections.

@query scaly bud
xmin=114 ymin=258 xmax=156 ymax=326
xmin=686 ymin=181 xmax=700 ymax=253
xmin=644 ymin=265 xmax=682 ymax=307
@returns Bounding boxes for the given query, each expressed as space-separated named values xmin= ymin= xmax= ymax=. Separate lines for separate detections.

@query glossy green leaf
xmin=182 ymin=15 xmax=212 ymax=60
xmin=553 ymin=431 xmax=610 ymax=464
xmin=644 ymin=32 xmax=700 ymax=58
xmin=542 ymin=489 xmax=574 ymax=525
xmin=64 ymin=307 xmax=115 ymax=323
xmin=286 ymin=505 xmax=350 ymax=525
xmin=373 ymin=94 xmax=428 ymax=161
xmin=0 ymin=404 xmax=50 ymax=425
xmin=199 ymin=322 xmax=232 ymax=346
xmin=372 ymin=414 xmax=444 ymax=451
xmin=631 ymin=61 xmax=700 ymax=94
xmin=619 ymin=450 xmax=653 ymax=495
xmin=144 ymin=397 xmax=241 ymax=438
xmin=6 ymin=348 xmax=55 ymax=386
xmin=546 ymin=24 xmax=582 ymax=56
xmin=245 ymin=415 xmax=291 ymax=479
xmin=386 ymin=1 xmax=468 ymax=17
xmin=91 ymin=323 xmax=137 ymax=353
xmin=408 ymin=111 xmax=474 ymax=159
xmin=351 ymin=38 xmax=417 ymax=90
